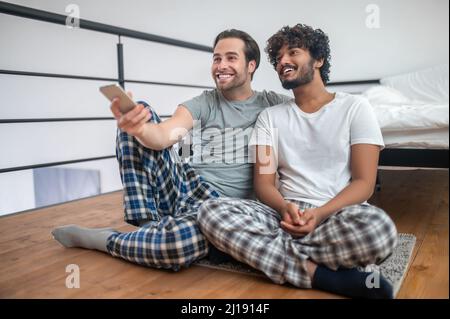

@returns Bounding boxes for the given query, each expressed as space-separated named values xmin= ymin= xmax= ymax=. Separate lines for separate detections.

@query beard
xmin=280 ymin=58 xmax=315 ymax=90
xmin=214 ymin=66 xmax=250 ymax=92
xmin=216 ymin=74 xmax=247 ymax=92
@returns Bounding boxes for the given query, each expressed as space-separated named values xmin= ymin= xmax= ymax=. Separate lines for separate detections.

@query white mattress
xmin=362 ymin=85 xmax=449 ymax=149
xmin=382 ymin=128 xmax=449 ymax=149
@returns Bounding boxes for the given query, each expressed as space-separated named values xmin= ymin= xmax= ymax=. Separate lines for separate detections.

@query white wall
xmin=0 ymin=0 xmax=448 ymax=215
xmin=0 ymin=170 xmax=35 ymax=215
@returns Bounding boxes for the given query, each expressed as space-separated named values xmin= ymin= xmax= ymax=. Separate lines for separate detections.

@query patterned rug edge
xmin=194 ymin=233 xmax=417 ymax=298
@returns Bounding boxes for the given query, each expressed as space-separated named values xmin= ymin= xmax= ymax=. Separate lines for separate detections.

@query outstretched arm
xmin=110 ymin=92 xmax=194 ymax=150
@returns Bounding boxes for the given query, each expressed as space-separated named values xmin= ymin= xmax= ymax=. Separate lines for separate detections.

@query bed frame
xmin=379 ymin=148 xmax=448 ymax=169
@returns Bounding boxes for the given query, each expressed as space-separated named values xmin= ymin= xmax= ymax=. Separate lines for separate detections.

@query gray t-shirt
xmin=182 ymin=89 xmax=292 ymax=199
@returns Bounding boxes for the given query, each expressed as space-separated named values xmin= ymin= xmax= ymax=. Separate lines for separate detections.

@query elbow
xmin=137 ymin=138 xmax=166 ymax=151
xmin=149 ymin=134 xmax=172 ymax=151
xmin=367 ymin=176 xmax=378 ymax=198
xmin=254 ymin=185 xmax=261 ymax=200
xmin=363 ymin=179 xmax=376 ymax=200
xmin=353 ymin=178 xmax=376 ymax=202
xmin=366 ymin=187 xmax=375 ymax=200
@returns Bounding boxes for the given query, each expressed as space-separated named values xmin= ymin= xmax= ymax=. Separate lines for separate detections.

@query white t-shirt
xmin=249 ymin=92 xmax=384 ymax=207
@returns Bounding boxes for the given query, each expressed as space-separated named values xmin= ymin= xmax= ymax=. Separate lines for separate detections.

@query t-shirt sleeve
xmin=180 ymin=90 xmax=213 ymax=122
xmin=350 ymin=97 xmax=385 ymax=149
xmin=248 ymin=109 xmax=278 ymax=168
xmin=249 ymin=109 xmax=273 ymax=147
xmin=265 ymin=90 xmax=293 ymax=106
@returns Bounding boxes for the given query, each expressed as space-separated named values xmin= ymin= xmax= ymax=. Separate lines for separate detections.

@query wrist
xmin=314 ymin=206 xmax=332 ymax=222
xmin=277 ymin=201 xmax=292 ymax=217
xmin=277 ymin=200 xmax=290 ymax=216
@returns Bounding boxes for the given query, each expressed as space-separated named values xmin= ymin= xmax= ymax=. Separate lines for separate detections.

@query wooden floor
xmin=0 ymin=169 xmax=448 ymax=299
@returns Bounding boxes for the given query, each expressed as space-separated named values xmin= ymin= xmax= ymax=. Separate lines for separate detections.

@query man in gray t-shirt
xmin=52 ymin=29 xmax=290 ymax=270
xmin=183 ymin=89 xmax=290 ymax=199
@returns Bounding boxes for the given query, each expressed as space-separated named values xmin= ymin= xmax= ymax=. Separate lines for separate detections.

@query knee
xmin=197 ymin=198 xmax=244 ymax=242
xmin=333 ymin=205 xmax=398 ymax=267
xmin=365 ymin=206 xmax=398 ymax=263
xmin=197 ymin=199 xmax=226 ymax=234
xmin=380 ymin=216 xmax=398 ymax=258
xmin=116 ymin=101 xmax=160 ymax=141
xmin=136 ymin=101 xmax=161 ymax=123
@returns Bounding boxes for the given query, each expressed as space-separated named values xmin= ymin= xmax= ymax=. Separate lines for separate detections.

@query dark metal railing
xmin=0 ymin=2 xmax=213 ymax=52
xmin=327 ymin=79 xmax=380 ymax=86
xmin=0 ymin=156 xmax=117 ymax=174
xmin=0 ymin=118 xmax=115 ymax=124
xmin=0 ymin=1 xmax=212 ymax=173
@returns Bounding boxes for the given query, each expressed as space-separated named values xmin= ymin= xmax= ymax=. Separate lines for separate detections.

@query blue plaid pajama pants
xmin=106 ymin=102 xmax=220 ymax=271
xmin=198 ymin=198 xmax=398 ymax=288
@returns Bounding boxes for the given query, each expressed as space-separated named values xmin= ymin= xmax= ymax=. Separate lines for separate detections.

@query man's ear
xmin=248 ymin=60 xmax=256 ymax=74
xmin=314 ymin=58 xmax=324 ymax=69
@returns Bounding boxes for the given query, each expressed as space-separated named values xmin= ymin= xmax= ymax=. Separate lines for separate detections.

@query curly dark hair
xmin=265 ymin=24 xmax=331 ymax=84
xmin=214 ymin=29 xmax=260 ymax=80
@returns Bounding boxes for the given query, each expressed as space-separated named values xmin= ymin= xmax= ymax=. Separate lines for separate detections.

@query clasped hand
xmin=280 ymin=202 xmax=322 ymax=237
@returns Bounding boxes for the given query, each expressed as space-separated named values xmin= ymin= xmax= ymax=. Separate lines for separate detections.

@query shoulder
xmin=183 ymin=89 xmax=217 ymax=102
xmin=266 ymin=100 xmax=293 ymax=113
xmin=256 ymin=90 xmax=293 ymax=106
xmin=198 ymin=89 xmax=220 ymax=101
xmin=332 ymin=93 xmax=379 ymax=127
xmin=181 ymin=89 xmax=220 ymax=120
xmin=183 ymin=89 xmax=220 ymax=108
xmin=258 ymin=100 xmax=293 ymax=121
xmin=333 ymin=92 xmax=372 ymax=113
xmin=339 ymin=91 xmax=370 ymax=104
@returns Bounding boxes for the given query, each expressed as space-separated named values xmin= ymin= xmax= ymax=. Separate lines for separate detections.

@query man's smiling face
xmin=275 ymin=44 xmax=316 ymax=89
xmin=211 ymin=38 xmax=252 ymax=92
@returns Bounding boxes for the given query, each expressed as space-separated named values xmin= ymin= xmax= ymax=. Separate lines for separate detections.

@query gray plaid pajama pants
xmin=106 ymin=102 xmax=220 ymax=271
xmin=197 ymin=198 xmax=398 ymax=288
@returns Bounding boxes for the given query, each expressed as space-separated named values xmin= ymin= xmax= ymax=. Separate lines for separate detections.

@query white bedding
xmin=362 ymin=85 xmax=449 ymax=149
xmin=371 ymin=100 xmax=448 ymax=132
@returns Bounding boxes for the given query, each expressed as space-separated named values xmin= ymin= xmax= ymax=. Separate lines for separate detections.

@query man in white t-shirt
xmin=198 ymin=24 xmax=398 ymax=299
